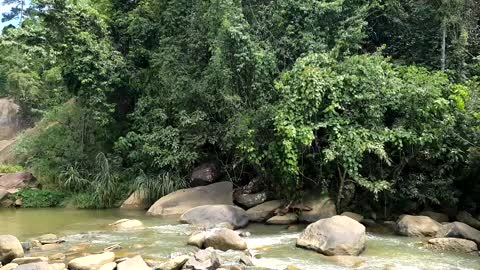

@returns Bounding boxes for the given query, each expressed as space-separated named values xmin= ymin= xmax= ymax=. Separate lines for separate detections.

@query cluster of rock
xmin=0 ymin=172 xmax=37 ymax=208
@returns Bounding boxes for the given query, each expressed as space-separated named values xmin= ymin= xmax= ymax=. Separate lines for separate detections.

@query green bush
xmin=67 ymin=193 xmax=100 ymax=209
xmin=0 ymin=164 xmax=24 ymax=173
xmin=12 ymin=188 xmax=66 ymax=208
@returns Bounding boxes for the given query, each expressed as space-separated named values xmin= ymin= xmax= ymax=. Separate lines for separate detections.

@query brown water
xmin=1 ymin=209 xmax=479 ymax=270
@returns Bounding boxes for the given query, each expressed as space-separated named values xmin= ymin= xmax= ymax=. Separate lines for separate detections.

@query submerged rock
xmin=183 ymin=248 xmax=221 ymax=270
xmin=296 ymin=215 xmax=366 ymax=256
xmin=0 ymin=235 xmax=25 ymax=265
xmin=396 ymin=215 xmax=441 ymax=237
xmin=266 ymin=213 xmax=297 ymax=225
xmin=246 ymin=200 xmax=284 ymax=222
xmin=180 ymin=205 xmax=248 ymax=229
xmin=203 ymin=228 xmax=248 ymax=251
xmin=117 ymin=255 xmax=150 ymax=270
xmin=298 ymin=194 xmax=336 ymax=223
xmin=438 ymin=222 xmax=480 ymax=246
xmin=147 ymin=182 xmax=233 ymax=216
xmin=426 ymin=238 xmax=478 ymax=253
xmin=109 ymin=219 xmax=144 ymax=231
xmin=67 ymin=252 xmax=115 ymax=270
xmin=456 ymin=211 xmax=480 ymax=230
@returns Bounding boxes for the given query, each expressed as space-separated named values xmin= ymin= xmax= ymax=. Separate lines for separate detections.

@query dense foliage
xmin=0 ymin=0 xmax=478 ymax=213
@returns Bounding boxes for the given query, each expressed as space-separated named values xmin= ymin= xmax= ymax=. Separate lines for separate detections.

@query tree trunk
xmin=441 ymin=17 xmax=447 ymax=71
xmin=336 ymin=164 xmax=346 ymax=211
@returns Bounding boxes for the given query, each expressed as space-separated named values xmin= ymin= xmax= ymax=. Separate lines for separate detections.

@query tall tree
xmin=1 ymin=0 xmax=27 ymax=23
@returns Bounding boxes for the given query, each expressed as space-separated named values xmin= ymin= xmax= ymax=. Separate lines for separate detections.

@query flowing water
xmin=0 ymin=209 xmax=479 ymax=270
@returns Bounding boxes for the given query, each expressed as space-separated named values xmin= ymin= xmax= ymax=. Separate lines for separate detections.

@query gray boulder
xmin=67 ymin=252 xmax=115 ymax=270
xmin=426 ymin=238 xmax=478 ymax=253
xmin=296 ymin=215 xmax=366 ymax=256
xmin=120 ymin=191 xmax=149 ymax=210
xmin=190 ymin=162 xmax=220 ymax=186
xmin=234 ymin=192 xmax=267 ymax=209
xmin=183 ymin=248 xmax=220 ymax=270
xmin=340 ymin=212 xmax=364 ymax=223
xmin=203 ymin=228 xmax=247 ymax=251
xmin=117 ymin=255 xmax=150 ymax=270
xmin=0 ymin=172 xmax=37 ymax=192
xmin=396 ymin=215 xmax=442 ymax=237
xmin=298 ymin=194 xmax=336 ymax=223
xmin=266 ymin=213 xmax=297 ymax=225
xmin=180 ymin=205 xmax=248 ymax=229
xmin=438 ymin=222 xmax=480 ymax=246
xmin=246 ymin=200 xmax=284 ymax=222
xmin=157 ymin=255 xmax=189 ymax=270
xmin=0 ymin=235 xmax=24 ymax=265
xmin=109 ymin=219 xmax=144 ymax=231
xmin=419 ymin=211 xmax=449 ymax=223
xmin=456 ymin=211 xmax=480 ymax=230
xmin=147 ymin=182 xmax=233 ymax=216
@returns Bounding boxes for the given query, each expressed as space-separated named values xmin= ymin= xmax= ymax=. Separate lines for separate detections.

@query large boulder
xmin=234 ymin=191 xmax=267 ymax=209
xmin=0 ymin=235 xmax=25 ymax=265
xmin=117 ymin=256 xmax=150 ymax=270
xmin=396 ymin=215 xmax=442 ymax=237
xmin=340 ymin=212 xmax=364 ymax=223
xmin=109 ymin=219 xmax=144 ymax=231
xmin=183 ymin=248 xmax=221 ymax=270
xmin=147 ymin=182 xmax=233 ymax=216
xmin=67 ymin=252 xmax=115 ymax=270
xmin=456 ymin=211 xmax=480 ymax=230
xmin=246 ymin=200 xmax=284 ymax=222
xmin=11 ymin=257 xmax=48 ymax=265
xmin=180 ymin=205 xmax=248 ymax=229
xmin=425 ymin=238 xmax=478 ymax=253
xmin=296 ymin=215 xmax=366 ymax=256
xmin=15 ymin=262 xmax=49 ymax=270
xmin=0 ymin=172 xmax=37 ymax=192
xmin=190 ymin=162 xmax=220 ymax=186
xmin=419 ymin=211 xmax=449 ymax=223
xmin=298 ymin=194 xmax=336 ymax=223
xmin=203 ymin=228 xmax=247 ymax=251
xmin=120 ymin=191 xmax=148 ymax=210
xmin=438 ymin=222 xmax=480 ymax=246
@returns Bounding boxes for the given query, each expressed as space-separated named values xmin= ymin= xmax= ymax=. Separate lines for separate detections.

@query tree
xmin=1 ymin=0 xmax=27 ymax=24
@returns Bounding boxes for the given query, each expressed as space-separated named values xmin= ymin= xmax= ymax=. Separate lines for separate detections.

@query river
xmin=0 ymin=209 xmax=479 ymax=270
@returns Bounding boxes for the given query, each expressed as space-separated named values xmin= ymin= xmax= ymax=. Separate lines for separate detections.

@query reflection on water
xmin=1 ymin=209 xmax=479 ymax=270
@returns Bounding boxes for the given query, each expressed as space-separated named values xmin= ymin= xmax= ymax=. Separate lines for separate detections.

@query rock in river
xmin=426 ymin=238 xmax=478 ymax=253
xmin=438 ymin=221 xmax=480 ymax=246
xmin=180 ymin=205 xmax=248 ymax=229
xmin=109 ymin=219 xmax=144 ymax=231
xmin=203 ymin=228 xmax=248 ymax=251
xmin=296 ymin=215 xmax=366 ymax=256
xmin=147 ymin=182 xmax=233 ymax=216
xmin=298 ymin=194 xmax=336 ymax=223
xmin=396 ymin=215 xmax=441 ymax=237
xmin=117 ymin=255 xmax=150 ymax=270
xmin=120 ymin=191 xmax=148 ymax=210
xmin=234 ymin=191 xmax=268 ymax=209
xmin=15 ymin=262 xmax=49 ymax=270
xmin=266 ymin=213 xmax=297 ymax=225
xmin=419 ymin=211 xmax=449 ymax=223
xmin=183 ymin=248 xmax=221 ymax=270
xmin=246 ymin=200 xmax=284 ymax=222
xmin=0 ymin=235 xmax=25 ymax=265
xmin=456 ymin=211 xmax=480 ymax=230
xmin=157 ymin=255 xmax=190 ymax=270
xmin=68 ymin=252 xmax=115 ymax=270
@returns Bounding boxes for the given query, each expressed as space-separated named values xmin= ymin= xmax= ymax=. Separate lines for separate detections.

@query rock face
xmin=117 ymin=256 xmax=150 ymax=270
xmin=266 ymin=213 xmax=298 ymax=225
xmin=234 ymin=192 xmax=267 ymax=209
xmin=0 ymin=172 xmax=37 ymax=192
xmin=67 ymin=252 xmax=115 ymax=270
xmin=296 ymin=215 xmax=366 ymax=256
xmin=190 ymin=162 xmax=220 ymax=186
xmin=120 ymin=191 xmax=148 ymax=209
xmin=147 ymin=182 xmax=233 ymax=216
xmin=0 ymin=235 xmax=25 ymax=265
xmin=183 ymin=248 xmax=220 ymax=270
xmin=203 ymin=228 xmax=247 ymax=251
xmin=341 ymin=212 xmax=364 ymax=223
xmin=426 ymin=238 xmax=478 ymax=253
xmin=298 ymin=194 xmax=336 ymax=223
xmin=246 ymin=200 xmax=284 ymax=222
xmin=180 ymin=205 xmax=248 ymax=229
xmin=109 ymin=219 xmax=144 ymax=231
xmin=419 ymin=211 xmax=449 ymax=223
xmin=0 ymin=98 xmax=21 ymax=141
xmin=396 ymin=215 xmax=442 ymax=237
xmin=456 ymin=211 xmax=480 ymax=230
xmin=438 ymin=222 xmax=480 ymax=246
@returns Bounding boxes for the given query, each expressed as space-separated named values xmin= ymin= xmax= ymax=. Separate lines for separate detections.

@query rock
xmin=157 ymin=255 xmax=189 ymax=270
xmin=11 ymin=257 xmax=48 ymax=265
xmin=361 ymin=219 xmax=377 ymax=228
xmin=0 ymin=235 xmax=25 ymax=265
xmin=37 ymin=234 xmax=62 ymax=245
xmin=15 ymin=262 xmax=49 ymax=270
xmin=14 ymin=199 xmax=22 ymax=207
xmin=183 ymin=248 xmax=221 ymax=270
xmin=40 ymin=244 xmax=61 ymax=252
xmin=239 ymin=255 xmax=253 ymax=266
xmin=147 ymin=182 xmax=233 ymax=216
xmin=0 ymin=172 xmax=37 ymax=192
xmin=246 ymin=200 xmax=284 ymax=222
xmin=190 ymin=162 xmax=220 ymax=187
xmin=187 ymin=232 xmax=207 ymax=248
xmin=285 ymin=266 xmax=301 ymax=270
xmin=456 ymin=211 xmax=480 ymax=230
xmin=67 ymin=252 xmax=115 ymax=270
xmin=48 ymin=263 xmax=66 ymax=270
xmin=48 ymin=253 xmax=65 ymax=263
xmin=103 ymin=244 xmax=121 ymax=252
xmin=341 ymin=212 xmax=364 ymax=223
xmin=109 ymin=219 xmax=144 ymax=231
xmin=438 ymin=222 xmax=480 ymax=246
xmin=419 ymin=211 xmax=449 ymax=223
xmin=426 ymin=238 xmax=478 ymax=253
xmin=0 ymin=189 xmax=9 ymax=201
xmin=0 ymin=199 xmax=13 ymax=208
xmin=203 ymin=228 xmax=248 ymax=251
xmin=298 ymin=194 xmax=336 ymax=223
xmin=296 ymin=215 xmax=366 ymax=256
xmin=396 ymin=215 xmax=442 ymax=237
xmin=322 ymin=255 xmax=366 ymax=268
xmin=180 ymin=205 xmax=248 ymax=229
xmin=234 ymin=192 xmax=267 ymax=209
xmin=0 ymin=263 xmax=18 ymax=270
xmin=266 ymin=213 xmax=297 ymax=225
xmin=120 ymin=191 xmax=148 ymax=210
xmin=68 ymin=243 xmax=91 ymax=253
xmin=117 ymin=256 xmax=150 ymax=270
xmin=98 ymin=262 xmax=116 ymax=270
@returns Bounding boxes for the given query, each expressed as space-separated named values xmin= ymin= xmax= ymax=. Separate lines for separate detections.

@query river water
xmin=0 ymin=209 xmax=479 ymax=270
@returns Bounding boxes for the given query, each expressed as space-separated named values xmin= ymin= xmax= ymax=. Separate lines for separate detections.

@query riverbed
xmin=1 ymin=209 xmax=479 ymax=270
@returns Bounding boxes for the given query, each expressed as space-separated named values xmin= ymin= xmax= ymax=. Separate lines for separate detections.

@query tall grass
xmin=134 ymin=171 xmax=188 ymax=205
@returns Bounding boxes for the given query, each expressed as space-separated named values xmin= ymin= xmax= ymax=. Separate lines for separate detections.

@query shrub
xmin=12 ymin=188 xmax=66 ymax=208
xmin=0 ymin=164 xmax=24 ymax=173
